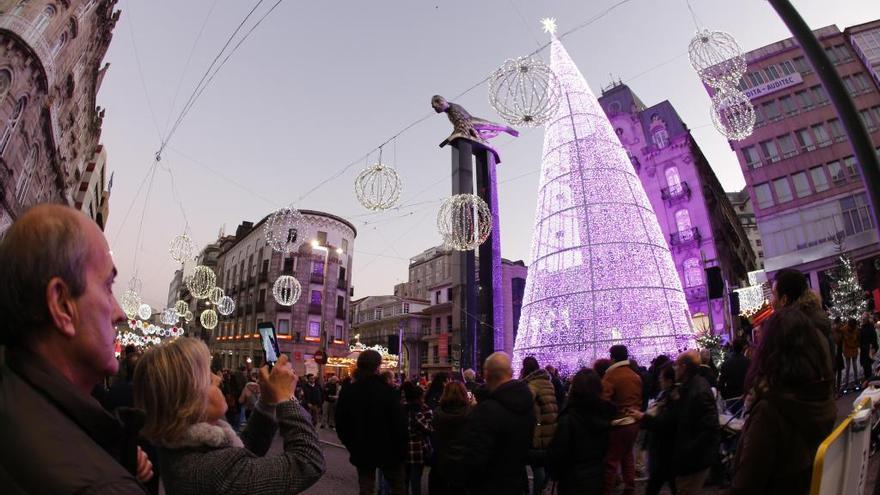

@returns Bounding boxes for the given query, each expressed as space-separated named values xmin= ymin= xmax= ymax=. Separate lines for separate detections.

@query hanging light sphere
xmin=187 ymin=265 xmax=216 ymax=299
xmin=127 ymin=276 xmax=143 ymax=293
xmin=160 ymin=308 xmax=178 ymax=326
xmin=168 ymin=233 xmax=195 ymax=264
xmin=688 ymin=29 xmax=747 ymax=88
xmin=488 ymin=56 xmax=561 ymax=127
xmin=121 ymin=290 xmax=141 ymax=319
xmin=184 ymin=310 xmax=194 ymax=323
xmin=216 ymin=295 xmax=236 ymax=316
xmin=354 ymin=162 xmax=402 ymax=211
xmin=174 ymin=300 xmax=189 ymax=317
xmin=710 ymin=87 xmax=756 ymax=141
xmin=200 ymin=309 xmax=218 ymax=330
xmin=436 ymin=194 xmax=493 ymax=251
xmin=265 ymin=207 xmax=304 ymax=254
xmin=273 ymin=275 xmax=302 ymax=306
xmin=137 ymin=303 xmax=152 ymax=321
xmin=208 ymin=287 xmax=225 ymax=305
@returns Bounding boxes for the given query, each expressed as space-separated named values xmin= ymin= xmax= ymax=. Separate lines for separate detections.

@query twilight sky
xmin=98 ymin=0 xmax=879 ymax=309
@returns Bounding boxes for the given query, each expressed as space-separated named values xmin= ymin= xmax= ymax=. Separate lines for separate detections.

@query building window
xmin=403 ymin=302 xmax=410 ymax=314
xmin=860 ymin=109 xmax=876 ymax=129
xmin=773 ymin=177 xmax=793 ymax=203
xmin=794 ymin=90 xmax=812 ymax=110
xmin=755 ymin=183 xmax=774 ymax=209
xmin=810 ymin=166 xmax=829 ymax=192
xmin=871 ymin=107 xmax=880 ymax=128
xmin=780 ymin=60 xmax=796 ymax=75
xmin=282 ymin=257 xmax=294 ymax=274
xmin=840 ymin=193 xmax=873 ymax=236
xmin=762 ymin=100 xmax=781 ymax=121
xmin=14 ymin=147 xmax=36 ymax=203
xmin=833 ymin=44 xmax=853 ymax=62
xmin=0 ymin=69 xmax=11 ymax=105
xmin=341 ymin=238 xmax=348 ymax=253
xmin=310 ymin=290 xmax=321 ymax=305
xmin=312 ymin=260 xmax=324 ymax=276
xmin=812 ymin=124 xmax=831 ymax=146
xmin=278 ymin=319 xmax=290 ymax=335
xmin=792 ymin=172 xmax=811 ymax=198
xmin=792 ymin=56 xmax=810 ymax=73
xmin=795 ymin=128 xmax=814 ymax=151
xmin=683 ymin=258 xmax=702 ymax=287
xmin=759 ymin=139 xmax=780 ymax=163
xmin=50 ymin=31 xmax=67 ymax=58
xmin=824 ymin=45 xmax=840 ymax=64
xmin=446 ymin=315 xmax=453 ymax=332
xmin=777 ymin=134 xmax=797 ymax=158
xmin=827 ymin=118 xmax=846 ymax=141
xmin=652 ymin=128 xmax=669 ymax=149
xmin=747 ymin=71 xmax=765 ymax=86
xmin=843 ymin=156 xmax=859 ymax=177
xmin=435 ymin=290 xmax=441 ymax=304
xmin=810 ymin=85 xmax=829 ymax=105
xmin=779 ymin=95 xmax=797 ymax=115
xmin=0 ymin=96 xmax=26 ymax=155
xmin=334 ymin=324 xmax=343 ymax=341
xmin=742 ymin=146 xmax=760 ymax=167
xmin=316 ymin=231 xmax=327 ymax=246
xmin=308 ymin=321 xmax=320 ymax=337
xmin=674 ymin=209 xmax=692 ymax=236
xmin=827 ymin=160 xmax=845 ymax=183
xmin=764 ymin=65 xmax=780 ymax=81
xmin=664 ymin=167 xmax=682 ymax=191
xmin=32 ymin=5 xmax=56 ymax=37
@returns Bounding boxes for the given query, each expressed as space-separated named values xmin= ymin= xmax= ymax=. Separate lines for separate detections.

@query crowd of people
xmin=0 ymin=204 xmax=874 ymax=495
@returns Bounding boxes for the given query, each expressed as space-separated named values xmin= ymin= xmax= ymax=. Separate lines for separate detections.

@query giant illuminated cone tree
xmin=512 ymin=29 xmax=695 ymax=375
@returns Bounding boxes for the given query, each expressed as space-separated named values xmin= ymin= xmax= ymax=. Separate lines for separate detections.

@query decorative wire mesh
xmin=489 ymin=56 xmax=561 ymax=127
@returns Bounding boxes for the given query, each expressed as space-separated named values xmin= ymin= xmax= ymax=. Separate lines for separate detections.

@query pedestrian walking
xmin=302 ymin=374 xmax=324 ymax=426
xmin=636 ymin=363 xmax=678 ymax=495
xmin=547 ymin=368 xmax=615 ymax=495
xmin=323 ymin=376 xmax=339 ymax=429
xmin=520 ymin=356 xmax=559 ymax=495
xmin=860 ymin=314 xmax=878 ymax=384
xmin=601 ymin=345 xmax=643 ymax=495
xmin=428 ymin=382 xmax=472 ymax=495
xmin=843 ymin=318 xmax=860 ymax=389
xmin=402 ymin=382 xmax=433 ymax=495
xmin=718 ymin=338 xmax=750 ymax=401
xmin=336 ymin=350 xmax=408 ymax=495
xmin=238 ymin=373 xmax=260 ymax=423
xmin=133 ymin=340 xmax=324 ymax=494
xmin=729 ymin=308 xmax=836 ymax=494
xmin=0 ymin=204 xmax=153 ymax=493
xmin=447 ymin=352 xmax=535 ymax=494
xmin=425 ymin=372 xmax=450 ymax=411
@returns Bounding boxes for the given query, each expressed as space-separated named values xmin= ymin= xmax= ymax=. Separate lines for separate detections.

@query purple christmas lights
xmin=512 ymin=33 xmax=695 ymax=375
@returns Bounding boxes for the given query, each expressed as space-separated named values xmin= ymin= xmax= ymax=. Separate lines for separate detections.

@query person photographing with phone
xmin=133 ymin=337 xmax=325 ymax=494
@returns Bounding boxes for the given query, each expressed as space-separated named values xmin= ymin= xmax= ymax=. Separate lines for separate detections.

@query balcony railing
xmin=310 ymin=273 xmax=324 ymax=284
xmin=258 ymin=271 xmax=268 ymax=283
xmin=276 ymin=303 xmax=292 ymax=313
xmin=660 ymin=182 xmax=691 ymax=204
xmin=670 ymin=228 xmax=702 ymax=247
xmin=308 ymin=303 xmax=322 ymax=315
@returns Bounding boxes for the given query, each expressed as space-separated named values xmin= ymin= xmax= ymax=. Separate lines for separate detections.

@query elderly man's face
xmin=70 ymin=219 xmax=126 ymax=379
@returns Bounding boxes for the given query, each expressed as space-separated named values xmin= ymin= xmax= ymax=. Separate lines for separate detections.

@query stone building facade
xmin=597 ymin=84 xmax=757 ymax=334
xmin=726 ymin=188 xmax=765 ymax=269
xmin=204 ymin=210 xmax=356 ymax=374
xmin=721 ymin=24 xmax=880 ymax=298
xmin=0 ymin=0 xmax=118 ymax=234
xmin=349 ymin=295 xmax=430 ymax=379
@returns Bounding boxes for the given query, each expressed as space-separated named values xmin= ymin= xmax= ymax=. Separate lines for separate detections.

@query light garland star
xmin=541 ymin=17 xmax=557 ymax=35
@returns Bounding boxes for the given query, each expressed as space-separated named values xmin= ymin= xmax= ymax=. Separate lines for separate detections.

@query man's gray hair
xmin=0 ymin=205 xmax=90 ymax=345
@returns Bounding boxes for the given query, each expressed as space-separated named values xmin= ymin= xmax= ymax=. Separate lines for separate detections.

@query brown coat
xmin=601 ymin=361 xmax=643 ymax=422
xmin=523 ymin=369 xmax=559 ymax=450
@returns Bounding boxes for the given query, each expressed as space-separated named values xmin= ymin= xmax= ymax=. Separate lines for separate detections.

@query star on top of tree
xmin=541 ymin=17 xmax=557 ymax=35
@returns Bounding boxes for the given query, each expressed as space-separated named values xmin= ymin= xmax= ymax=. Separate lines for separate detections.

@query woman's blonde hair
xmin=133 ymin=337 xmax=213 ymax=444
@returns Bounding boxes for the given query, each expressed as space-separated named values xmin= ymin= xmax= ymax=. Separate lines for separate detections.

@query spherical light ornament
xmin=217 ymin=295 xmax=236 ymax=316
xmin=688 ymin=29 xmax=747 ymax=88
xmin=121 ymin=290 xmax=141 ymax=319
xmin=169 ymin=233 xmax=195 ymax=264
xmin=127 ymin=276 xmax=143 ymax=293
xmin=265 ymin=207 xmax=304 ymax=253
xmin=187 ymin=265 xmax=216 ymax=299
xmin=437 ymin=194 xmax=493 ymax=251
xmin=200 ymin=309 xmax=218 ymax=330
xmin=273 ymin=275 xmax=302 ymax=306
xmin=208 ymin=287 xmax=225 ymax=305
xmin=160 ymin=308 xmax=178 ymax=326
xmin=184 ymin=310 xmax=194 ymax=323
xmin=489 ymin=56 xmax=561 ymax=127
xmin=354 ymin=162 xmax=402 ymax=211
xmin=174 ymin=300 xmax=188 ymax=317
xmin=137 ymin=303 xmax=152 ymax=321
xmin=711 ymin=87 xmax=756 ymax=141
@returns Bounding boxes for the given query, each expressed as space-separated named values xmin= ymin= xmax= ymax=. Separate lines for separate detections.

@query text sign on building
xmin=744 ymin=72 xmax=803 ymax=100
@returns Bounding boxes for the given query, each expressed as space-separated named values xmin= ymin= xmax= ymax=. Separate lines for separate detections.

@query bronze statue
xmin=432 ymin=95 xmax=519 ymax=148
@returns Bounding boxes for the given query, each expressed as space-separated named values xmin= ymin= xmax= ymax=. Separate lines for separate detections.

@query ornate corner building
xmin=0 ymin=0 xmax=119 ymax=234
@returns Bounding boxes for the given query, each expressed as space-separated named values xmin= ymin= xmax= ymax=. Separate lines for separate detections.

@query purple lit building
xmin=716 ymin=24 xmax=880 ymax=300
xmin=597 ymin=85 xmax=757 ymax=333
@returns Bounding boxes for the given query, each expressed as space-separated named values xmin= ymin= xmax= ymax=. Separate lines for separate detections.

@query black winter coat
xmin=430 ymin=403 xmax=471 ymax=493
xmin=672 ymin=374 xmax=720 ymax=475
xmin=335 ymin=374 xmax=407 ymax=469
xmin=546 ymin=399 xmax=615 ymax=495
xmin=719 ymin=352 xmax=750 ymax=399
xmin=448 ymin=379 xmax=536 ymax=494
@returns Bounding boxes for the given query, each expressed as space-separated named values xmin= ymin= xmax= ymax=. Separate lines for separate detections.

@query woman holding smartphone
xmin=133 ymin=337 xmax=324 ymax=494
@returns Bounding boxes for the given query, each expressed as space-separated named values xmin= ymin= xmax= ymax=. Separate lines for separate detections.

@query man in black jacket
xmin=718 ymin=338 xmax=750 ymax=401
xmin=0 ymin=204 xmax=152 ymax=493
xmin=336 ymin=349 xmax=407 ymax=495
xmin=448 ymin=352 xmax=536 ymax=494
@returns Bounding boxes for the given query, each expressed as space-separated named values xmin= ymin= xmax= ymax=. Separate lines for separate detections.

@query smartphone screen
xmin=258 ymin=322 xmax=280 ymax=367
